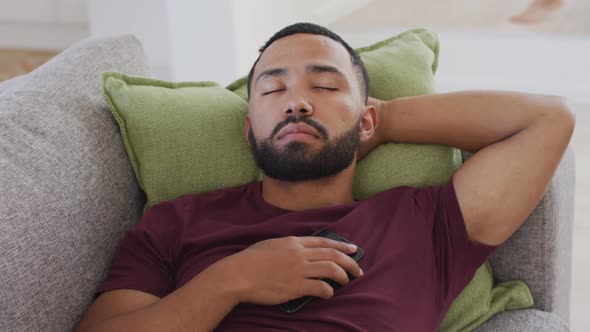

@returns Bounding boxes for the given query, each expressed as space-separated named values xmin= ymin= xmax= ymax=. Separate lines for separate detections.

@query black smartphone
xmin=279 ymin=229 xmax=364 ymax=314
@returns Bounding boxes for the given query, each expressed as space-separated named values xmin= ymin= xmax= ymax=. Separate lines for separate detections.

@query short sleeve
xmin=414 ymin=176 xmax=499 ymax=305
xmin=95 ymin=200 xmax=184 ymax=298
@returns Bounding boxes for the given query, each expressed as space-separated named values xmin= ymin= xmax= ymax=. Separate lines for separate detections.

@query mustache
xmin=270 ymin=116 xmax=328 ymax=140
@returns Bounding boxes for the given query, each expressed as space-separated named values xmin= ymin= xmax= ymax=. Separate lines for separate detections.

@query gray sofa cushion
xmin=475 ymin=309 xmax=569 ymax=332
xmin=0 ymin=35 xmax=149 ymax=331
xmin=0 ymin=73 xmax=27 ymax=91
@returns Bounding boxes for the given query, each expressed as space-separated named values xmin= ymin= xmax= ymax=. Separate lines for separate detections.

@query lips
xmin=277 ymin=123 xmax=320 ymax=140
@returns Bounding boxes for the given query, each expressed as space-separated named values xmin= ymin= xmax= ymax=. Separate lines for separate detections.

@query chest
xmin=173 ymin=207 xmax=438 ymax=297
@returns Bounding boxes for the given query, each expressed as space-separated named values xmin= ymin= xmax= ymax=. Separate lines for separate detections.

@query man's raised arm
xmin=369 ymin=91 xmax=575 ymax=246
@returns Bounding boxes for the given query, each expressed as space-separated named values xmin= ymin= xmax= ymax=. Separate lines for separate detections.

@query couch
xmin=0 ymin=35 xmax=574 ymax=331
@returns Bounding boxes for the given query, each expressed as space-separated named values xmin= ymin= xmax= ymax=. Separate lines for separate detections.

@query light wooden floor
xmin=0 ymin=49 xmax=58 ymax=81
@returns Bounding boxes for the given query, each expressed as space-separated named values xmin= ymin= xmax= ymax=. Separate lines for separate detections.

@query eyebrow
xmin=306 ymin=64 xmax=345 ymax=78
xmin=255 ymin=68 xmax=287 ymax=85
xmin=255 ymin=64 xmax=346 ymax=86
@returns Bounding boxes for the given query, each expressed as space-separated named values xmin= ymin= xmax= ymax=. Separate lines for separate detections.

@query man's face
xmin=247 ymin=33 xmax=367 ymax=182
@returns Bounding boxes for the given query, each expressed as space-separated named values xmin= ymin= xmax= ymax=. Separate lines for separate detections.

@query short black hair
xmin=247 ymin=22 xmax=369 ymax=103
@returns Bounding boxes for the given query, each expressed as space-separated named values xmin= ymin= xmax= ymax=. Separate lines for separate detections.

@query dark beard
xmin=248 ymin=116 xmax=360 ymax=182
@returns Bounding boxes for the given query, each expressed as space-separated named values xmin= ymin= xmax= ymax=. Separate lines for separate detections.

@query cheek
xmin=320 ymin=98 xmax=359 ymax=127
xmin=248 ymin=114 xmax=278 ymax=139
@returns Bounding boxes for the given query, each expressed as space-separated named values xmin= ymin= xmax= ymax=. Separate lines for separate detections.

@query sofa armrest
xmin=462 ymin=144 xmax=575 ymax=325
xmin=475 ymin=309 xmax=569 ymax=332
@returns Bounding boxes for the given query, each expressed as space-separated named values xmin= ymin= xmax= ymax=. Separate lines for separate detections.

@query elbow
xmin=555 ymin=96 xmax=576 ymax=137
xmin=540 ymin=95 xmax=576 ymax=137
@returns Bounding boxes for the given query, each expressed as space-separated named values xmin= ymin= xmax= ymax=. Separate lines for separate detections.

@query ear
xmin=359 ymin=104 xmax=378 ymax=143
xmin=245 ymin=116 xmax=251 ymax=146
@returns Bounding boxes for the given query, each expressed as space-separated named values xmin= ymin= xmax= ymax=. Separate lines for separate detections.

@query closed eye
xmin=262 ymin=89 xmax=285 ymax=96
xmin=315 ymin=87 xmax=338 ymax=91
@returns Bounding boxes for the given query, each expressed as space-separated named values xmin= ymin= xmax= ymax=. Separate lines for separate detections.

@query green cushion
xmin=441 ymin=262 xmax=533 ymax=331
xmin=102 ymin=27 xmax=532 ymax=331
xmin=103 ymin=75 xmax=258 ymax=206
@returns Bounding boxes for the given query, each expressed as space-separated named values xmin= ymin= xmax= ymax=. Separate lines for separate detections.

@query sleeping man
xmin=76 ymin=23 xmax=574 ymax=331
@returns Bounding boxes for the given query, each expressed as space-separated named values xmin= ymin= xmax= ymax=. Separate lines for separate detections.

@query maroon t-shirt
xmin=97 ymin=178 xmax=498 ymax=331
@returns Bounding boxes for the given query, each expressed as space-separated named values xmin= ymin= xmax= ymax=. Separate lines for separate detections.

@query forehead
xmin=254 ymin=33 xmax=354 ymax=79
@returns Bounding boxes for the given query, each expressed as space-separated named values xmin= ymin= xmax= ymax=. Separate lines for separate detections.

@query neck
xmin=261 ymin=165 xmax=356 ymax=211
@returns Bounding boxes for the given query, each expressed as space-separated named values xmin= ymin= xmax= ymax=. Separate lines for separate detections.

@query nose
xmin=283 ymin=92 xmax=314 ymax=117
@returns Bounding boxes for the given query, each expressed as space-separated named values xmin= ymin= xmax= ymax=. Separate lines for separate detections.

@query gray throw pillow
xmin=0 ymin=35 xmax=150 ymax=331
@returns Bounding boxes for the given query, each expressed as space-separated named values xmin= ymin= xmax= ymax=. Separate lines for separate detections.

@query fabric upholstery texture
xmin=475 ymin=309 xmax=569 ymax=332
xmin=0 ymin=73 xmax=27 ymax=91
xmin=103 ymin=73 xmax=258 ymax=207
xmin=0 ymin=35 xmax=149 ymax=331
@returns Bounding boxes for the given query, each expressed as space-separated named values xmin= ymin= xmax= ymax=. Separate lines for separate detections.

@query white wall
xmin=0 ymin=0 xmax=88 ymax=50
xmin=2 ymin=0 xmax=587 ymax=106
xmin=85 ymin=0 xmax=172 ymax=79
xmin=338 ymin=27 xmax=590 ymax=106
xmin=231 ymin=0 xmax=374 ymax=77
xmin=166 ymin=1 xmax=237 ymax=83
xmin=85 ymin=0 xmax=371 ymax=84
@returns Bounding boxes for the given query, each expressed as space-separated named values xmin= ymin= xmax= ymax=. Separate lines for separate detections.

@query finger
xmin=299 ymin=236 xmax=358 ymax=254
xmin=299 ymin=278 xmax=335 ymax=300
xmin=302 ymin=247 xmax=363 ymax=278
xmin=303 ymin=261 xmax=351 ymax=286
